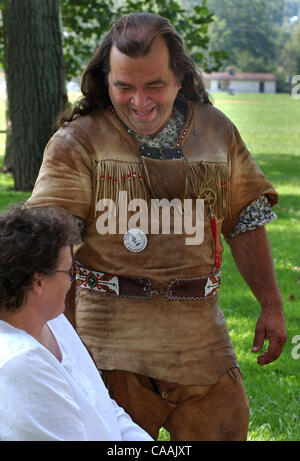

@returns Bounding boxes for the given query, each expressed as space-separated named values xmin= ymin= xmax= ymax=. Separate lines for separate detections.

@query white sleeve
xmin=110 ymin=399 xmax=153 ymax=441
xmin=0 ymin=350 xmax=88 ymax=441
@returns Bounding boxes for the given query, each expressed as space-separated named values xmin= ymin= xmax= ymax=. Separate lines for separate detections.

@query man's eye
xmin=149 ymin=84 xmax=165 ymax=89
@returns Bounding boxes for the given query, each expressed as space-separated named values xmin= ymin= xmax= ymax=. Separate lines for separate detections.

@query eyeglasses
xmin=55 ymin=266 xmax=77 ymax=282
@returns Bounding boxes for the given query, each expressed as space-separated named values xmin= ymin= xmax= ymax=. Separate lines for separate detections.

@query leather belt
xmin=75 ymin=265 xmax=221 ymax=300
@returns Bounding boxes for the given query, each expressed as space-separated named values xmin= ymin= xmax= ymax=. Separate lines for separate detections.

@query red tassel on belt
xmin=210 ymin=216 xmax=220 ymax=269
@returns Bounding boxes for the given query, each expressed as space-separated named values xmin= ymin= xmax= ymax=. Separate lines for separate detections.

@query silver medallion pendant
xmin=124 ymin=228 xmax=147 ymax=253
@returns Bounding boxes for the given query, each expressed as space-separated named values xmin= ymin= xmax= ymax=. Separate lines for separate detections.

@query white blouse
xmin=0 ymin=314 xmax=153 ymax=441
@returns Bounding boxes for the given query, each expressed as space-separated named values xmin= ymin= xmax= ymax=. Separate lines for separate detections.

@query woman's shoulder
xmin=0 ymin=321 xmax=37 ymax=370
xmin=48 ymin=313 xmax=77 ymax=343
xmin=0 ymin=320 xmax=64 ymax=375
xmin=48 ymin=314 xmax=91 ymax=360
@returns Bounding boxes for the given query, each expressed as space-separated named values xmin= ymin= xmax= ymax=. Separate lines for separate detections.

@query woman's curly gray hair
xmin=0 ymin=206 xmax=80 ymax=312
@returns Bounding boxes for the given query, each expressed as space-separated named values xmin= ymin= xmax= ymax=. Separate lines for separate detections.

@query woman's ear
xmin=31 ymin=274 xmax=43 ymax=295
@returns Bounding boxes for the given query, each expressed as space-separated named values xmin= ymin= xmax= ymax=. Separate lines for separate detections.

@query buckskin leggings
xmin=102 ymin=367 xmax=250 ymax=441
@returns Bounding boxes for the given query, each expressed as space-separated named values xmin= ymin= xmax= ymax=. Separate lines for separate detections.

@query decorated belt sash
xmin=75 ymin=265 xmax=222 ymax=300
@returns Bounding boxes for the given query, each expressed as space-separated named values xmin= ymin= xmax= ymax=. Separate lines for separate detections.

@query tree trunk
xmin=2 ymin=0 xmax=67 ymax=191
xmin=2 ymin=99 xmax=13 ymax=172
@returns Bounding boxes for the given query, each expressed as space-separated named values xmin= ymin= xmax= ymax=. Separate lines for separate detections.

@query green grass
xmin=0 ymin=157 xmax=30 ymax=209
xmin=212 ymin=92 xmax=300 ymax=442
xmin=0 ymin=91 xmax=299 ymax=441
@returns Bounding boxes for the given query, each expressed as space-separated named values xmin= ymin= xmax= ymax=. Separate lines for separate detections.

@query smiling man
xmin=108 ymin=37 xmax=181 ymax=137
xmin=26 ymin=13 xmax=286 ymax=441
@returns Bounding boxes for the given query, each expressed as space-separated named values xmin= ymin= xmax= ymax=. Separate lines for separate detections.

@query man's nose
xmin=131 ymin=89 xmax=151 ymax=108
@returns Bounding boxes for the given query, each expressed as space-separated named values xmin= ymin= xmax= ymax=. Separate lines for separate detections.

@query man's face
xmin=108 ymin=37 xmax=181 ymax=138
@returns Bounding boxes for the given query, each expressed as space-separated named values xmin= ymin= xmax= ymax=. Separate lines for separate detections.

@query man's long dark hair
xmin=59 ymin=13 xmax=211 ymax=126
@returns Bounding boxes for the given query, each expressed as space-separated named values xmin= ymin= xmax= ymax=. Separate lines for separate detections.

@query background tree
xmin=284 ymin=0 xmax=300 ymax=17
xmin=278 ymin=17 xmax=300 ymax=91
xmin=274 ymin=2 xmax=300 ymax=92
xmin=291 ymin=20 xmax=300 ymax=74
xmin=2 ymin=0 xmax=67 ymax=190
xmin=205 ymin=0 xmax=281 ymax=72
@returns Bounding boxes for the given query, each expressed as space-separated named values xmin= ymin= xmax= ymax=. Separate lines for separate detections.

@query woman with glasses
xmin=0 ymin=206 xmax=152 ymax=441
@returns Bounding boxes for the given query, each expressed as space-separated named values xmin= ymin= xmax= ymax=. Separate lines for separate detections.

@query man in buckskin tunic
xmin=26 ymin=13 xmax=287 ymax=440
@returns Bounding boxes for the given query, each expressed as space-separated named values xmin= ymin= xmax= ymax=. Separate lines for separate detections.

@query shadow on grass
xmin=254 ymin=152 xmax=300 ymax=180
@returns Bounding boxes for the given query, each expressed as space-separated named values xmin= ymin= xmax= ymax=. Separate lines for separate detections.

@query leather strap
xmin=139 ymin=145 xmax=183 ymax=160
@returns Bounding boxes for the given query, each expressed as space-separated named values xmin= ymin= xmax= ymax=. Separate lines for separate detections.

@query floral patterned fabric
xmin=227 ymin=195 xmax=277 ymax=240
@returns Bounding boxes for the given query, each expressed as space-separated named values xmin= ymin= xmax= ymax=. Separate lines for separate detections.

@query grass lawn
xmin=211 ymin=92 xmax=300 ymax=442
xmin=212 ymin=92 xmax=300 ymax=442
xmin=0 ymin=91 xmax=299 ymax=441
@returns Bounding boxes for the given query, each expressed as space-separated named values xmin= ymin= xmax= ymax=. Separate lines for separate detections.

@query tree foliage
xmin=204 ymin=0 xmax=300 ymax=81
xmin=61 ymin=0 xmax=227 ymax=81
xmin=205 ymin=0 xmax=281 ymax=72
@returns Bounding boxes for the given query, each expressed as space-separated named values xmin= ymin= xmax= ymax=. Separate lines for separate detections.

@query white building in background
xmin=202 ymin=69 xmax=277 ymax=93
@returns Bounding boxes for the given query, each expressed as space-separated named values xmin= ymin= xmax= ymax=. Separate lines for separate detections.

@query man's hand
xmin=252 ymin=308 xmax=287 ymax=366
xmin=229 ymin=226 xmax=287 ymax=365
